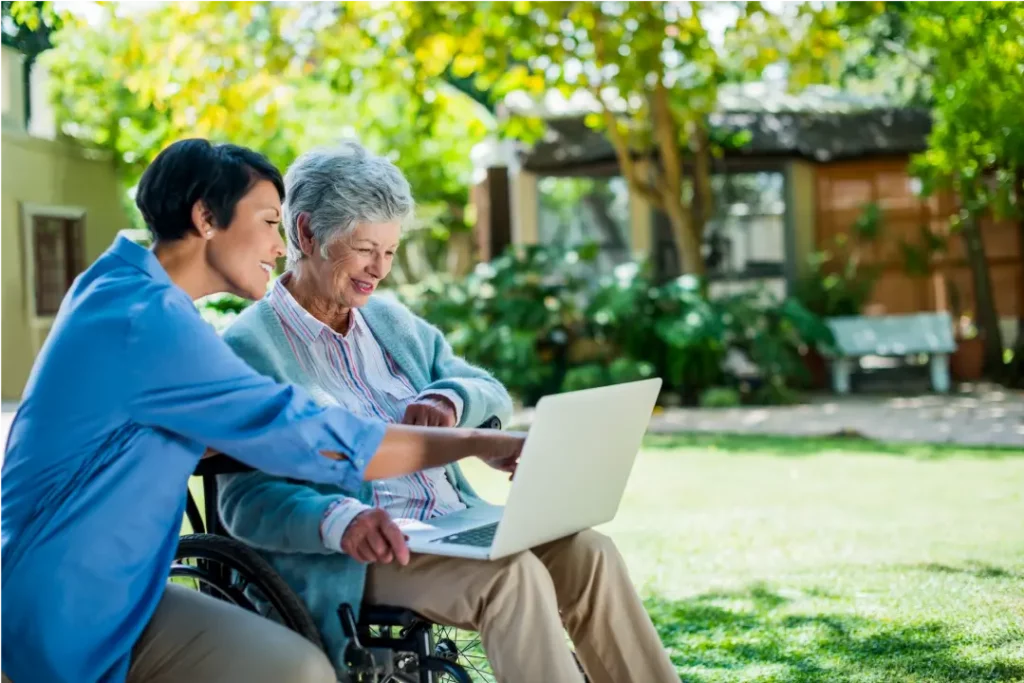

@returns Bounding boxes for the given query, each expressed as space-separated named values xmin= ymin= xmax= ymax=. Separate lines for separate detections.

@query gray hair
xmin=283 ymin=141 xmax=414 ymax=267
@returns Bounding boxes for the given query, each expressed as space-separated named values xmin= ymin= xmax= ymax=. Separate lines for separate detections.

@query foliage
xmin=585 ymin=261 xmax=832 ymax=402
xmin=8 ymin=2 xmax=492 ymax=280
xmin=402 ymin=246 xmax=833 ymax=406
xmin=907 ymin=2 xmax=1024 ymax=375
xmin=2 ymin=1 xmax=61 ymax=58
xmin=787 ymin=1 xmax=1024 ymax=379
xmin=399 ymin=245 xmax=598 ymax=405
xmin=698 ymin=386 xmax=742 ymax=409
xmin=393 ymin=1 xmax=787 ymax=277
xmin=197 ymin=293 xmax=250 ymax=334
xmin=793 ymin=203 xmax=882 ymax=319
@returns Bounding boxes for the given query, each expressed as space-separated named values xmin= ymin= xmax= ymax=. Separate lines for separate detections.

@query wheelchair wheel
xmin=431 ymin=625 xmax=588 ymax=682
xmin=430 ymin=625 xmax=494 ymax=682
xmin=172 ymin=533 xmax=324 ymax=651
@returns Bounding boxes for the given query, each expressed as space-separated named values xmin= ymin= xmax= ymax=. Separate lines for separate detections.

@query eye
xmin=358 ymin=248 xmax=373 ymax=254
xmin=266 ymin=220 xmax=280 ymax=228
xmin=385 ymin=251 xmax=395 ymax=258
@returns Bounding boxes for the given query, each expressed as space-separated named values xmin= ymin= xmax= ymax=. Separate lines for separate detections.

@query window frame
xmin=650 ymin=160 xmax=791 ymax=283
xmin=535 ymin=170 xmax=633 ymax=270
xmin=21 ymin=203 xmax=87 ymax=323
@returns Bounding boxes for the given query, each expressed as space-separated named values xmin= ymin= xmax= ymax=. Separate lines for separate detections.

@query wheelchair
xmin=173 ymin=454 xmax=491 ymax=683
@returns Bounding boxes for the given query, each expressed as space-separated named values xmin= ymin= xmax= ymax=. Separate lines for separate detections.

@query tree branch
xmin=590 ymin=22 xmax=660 ymax=208
xmin=692 ymin=123 xmax=714 ymax=228
xmin=651 ymin=79 xmax=683 ymax=201
xmin=600 ymin=103 xmax=661 ymax=207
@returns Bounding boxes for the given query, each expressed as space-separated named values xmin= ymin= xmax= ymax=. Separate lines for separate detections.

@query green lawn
xmin=458 ymin=434 xmax=1024 ymax=683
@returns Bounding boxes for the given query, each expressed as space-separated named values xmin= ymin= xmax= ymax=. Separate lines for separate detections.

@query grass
xmin=456 ymin=434 xmax=1024 ymax=683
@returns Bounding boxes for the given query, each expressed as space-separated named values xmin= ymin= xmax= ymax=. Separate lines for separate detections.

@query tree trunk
xmin=1008 ymin=207 xmax=1024 ymax=387
xmin=961 ymin=214 xmax=1004 ymax=376
xmin=663 ymin=198 xmax=705 ymax=277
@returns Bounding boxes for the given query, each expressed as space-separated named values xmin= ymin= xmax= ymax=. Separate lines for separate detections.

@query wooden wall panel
xmin=815 ymin=157 xmax=1022 ymax=319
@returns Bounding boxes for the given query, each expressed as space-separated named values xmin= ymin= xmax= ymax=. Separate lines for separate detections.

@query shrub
xmin=399 ymin=244 xmax=597 ymax=405
xmin=198 ymin=293 xmax=250 ymax=333
xmin=699 ymin=386 xmax=742 ymax=408
xmin=401 ymin=246 xmax=834 ymax=407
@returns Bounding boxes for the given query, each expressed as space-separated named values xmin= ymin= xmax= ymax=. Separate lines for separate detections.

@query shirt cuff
xmin=320 ymin=498 xmax=374 ymax=553
xmin=419 ymin=389 xmax=464 ymax=425
xmin=319 ymin=407 xmax=388 ymax=492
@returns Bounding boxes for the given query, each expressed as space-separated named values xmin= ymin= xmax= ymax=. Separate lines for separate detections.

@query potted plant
xmin=936 ymin=278 xmax=982 ymax=381
xmin=792 ymin=203 xmax=883 ymax=389
xmin=950 ymin=311 xmax=985 ymax=381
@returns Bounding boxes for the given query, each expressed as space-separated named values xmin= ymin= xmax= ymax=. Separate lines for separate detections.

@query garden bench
xmin=825 ymin=312 xmax=956 ymax=394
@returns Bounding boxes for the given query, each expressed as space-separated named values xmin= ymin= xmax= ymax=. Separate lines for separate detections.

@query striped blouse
xmin=266 ymin=276 xmax=467 ymax=552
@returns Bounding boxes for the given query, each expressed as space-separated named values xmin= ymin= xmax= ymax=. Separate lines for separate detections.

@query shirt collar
xmin=270 ymin=272 xmax=363 ymax=342
xmin=110 ymin=234 xmax=173 ymax=287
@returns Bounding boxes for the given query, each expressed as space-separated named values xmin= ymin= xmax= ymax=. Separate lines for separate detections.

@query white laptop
xmin=402 ymin=378 xmax=662 ymax=560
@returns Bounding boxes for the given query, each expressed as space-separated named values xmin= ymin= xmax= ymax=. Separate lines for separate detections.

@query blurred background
xmin=2 ymin=1 xmax=1022 ymax=406
xmin=1 ymin=2 xmax=1022 ymax=681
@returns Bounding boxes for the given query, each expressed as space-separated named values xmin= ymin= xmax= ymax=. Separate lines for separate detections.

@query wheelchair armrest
xmin=478 ymin=415 xmax=502 ymax=430
xmin=192 ymin=455 xmax=253 ymax=478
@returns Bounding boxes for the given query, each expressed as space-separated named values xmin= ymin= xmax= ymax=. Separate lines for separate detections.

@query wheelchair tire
xmin=172 ymin=533 xmax=325 ymax=651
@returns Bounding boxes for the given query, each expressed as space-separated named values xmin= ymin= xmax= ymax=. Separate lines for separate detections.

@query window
xmin=29 ymin=213 xmax=85 ymax=316
xmin=704 ymin=171 xmax=786 ymax=279
xmin=537 ymin=175 xmax=631 ymax=273
xmin=652 ymin=168 xmax=788 ymax=281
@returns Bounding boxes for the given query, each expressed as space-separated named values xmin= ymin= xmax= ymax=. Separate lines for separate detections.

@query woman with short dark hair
xmin=0 ymin=139 xmax=523 ymax=683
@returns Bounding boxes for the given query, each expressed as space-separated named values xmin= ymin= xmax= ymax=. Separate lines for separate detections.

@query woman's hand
xmin=478 ymin=431 xmax=527 ymax=478
xmin=401 ymin=396 xmax=457 ymax=428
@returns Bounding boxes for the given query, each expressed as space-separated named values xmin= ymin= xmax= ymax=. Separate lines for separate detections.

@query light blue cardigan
xmin=216 ymin=292 xmax=513 ymax=678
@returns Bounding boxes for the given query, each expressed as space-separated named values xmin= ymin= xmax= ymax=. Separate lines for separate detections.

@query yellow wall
xmin=511 ymin=170 xmax=539 ymax=245
xmin=788 ymin=159 xmax=817 ymax=276
xmin=628 ymin=161 xmax=653 ymax=259
xmin=1 ymin=132 xmax=129 ymax=400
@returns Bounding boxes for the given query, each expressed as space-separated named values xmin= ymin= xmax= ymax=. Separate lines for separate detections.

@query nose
xmin=366 ymin=252 xmax=385 ymax=278
xmin=271 ymin=228 xmax=286 ymax=260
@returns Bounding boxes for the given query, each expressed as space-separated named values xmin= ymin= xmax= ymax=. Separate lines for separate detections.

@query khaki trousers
xmin=3 ymin=585 xmax=336 ymax=683
xmin=365 ymin=529 xmax=678 ymax=683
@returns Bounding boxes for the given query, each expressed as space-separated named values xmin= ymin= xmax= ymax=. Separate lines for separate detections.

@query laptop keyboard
xmin=431 ymin=522 xmax=499 ymax=547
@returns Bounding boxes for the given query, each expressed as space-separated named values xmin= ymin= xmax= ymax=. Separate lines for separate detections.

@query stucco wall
xmin=787 ymin=159 xmax=817 ymax=278
xmin=1 ymin=132 xmax=129 ymax=399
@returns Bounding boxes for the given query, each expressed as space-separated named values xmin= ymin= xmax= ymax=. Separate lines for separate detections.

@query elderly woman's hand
xmin=401 ymin=395 xmax=457 ymax=428
xmin=341 ymin=508 xmax=410 ymax=565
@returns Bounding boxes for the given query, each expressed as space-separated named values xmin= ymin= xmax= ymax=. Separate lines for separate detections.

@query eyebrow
xmin=354 ymin=239 xmax=399 ymax=249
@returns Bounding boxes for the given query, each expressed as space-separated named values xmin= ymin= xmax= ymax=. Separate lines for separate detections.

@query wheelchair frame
xmin=182 ymin=421 xmax=506 ymax=683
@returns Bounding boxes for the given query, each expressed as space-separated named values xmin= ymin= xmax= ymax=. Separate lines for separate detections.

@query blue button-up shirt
xmin=1 ymin=235 xmax=388 ymax=683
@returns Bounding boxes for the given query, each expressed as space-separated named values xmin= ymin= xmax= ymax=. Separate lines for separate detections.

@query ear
xmin=296 ymin=212 xmax=318 ymax=257
xmin=191 ymin=200 xmax=215 ymax=239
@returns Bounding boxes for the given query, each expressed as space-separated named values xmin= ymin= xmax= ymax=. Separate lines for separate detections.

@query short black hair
xmin=135 ymin=138 xmax=285 ymax=242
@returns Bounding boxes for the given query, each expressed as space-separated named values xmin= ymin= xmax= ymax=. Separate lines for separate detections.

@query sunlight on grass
xmin=459 ymin=434 xmax=1024 ymax=682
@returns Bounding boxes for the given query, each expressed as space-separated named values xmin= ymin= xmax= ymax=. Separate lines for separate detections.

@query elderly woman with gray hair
xmin=217 ymin=142 xmax=677 ymax=683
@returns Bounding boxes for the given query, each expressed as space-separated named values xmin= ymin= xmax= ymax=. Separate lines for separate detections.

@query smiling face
xmin=305 ymin=220 xmax=402 ymax=309
xmin=202 ymin=179 xmax=286 ymax=300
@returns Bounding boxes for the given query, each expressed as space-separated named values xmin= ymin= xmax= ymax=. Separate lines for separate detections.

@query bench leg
xmin=831 ymin=358 xmax=853 ymax=395
xmin=930 ymin=353 xmax=951 ymax=393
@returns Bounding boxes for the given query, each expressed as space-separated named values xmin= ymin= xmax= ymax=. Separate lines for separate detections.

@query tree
xmin=909 ymin=3 xmax=1024 ymax=381
xmin=792 ymin=2 xmax=1024 ymax=380
xmin=2 ymin=1 xmax=61 ymax=124
xmin=2 ymin=1 xmax=60 ymax=56
xmin=9 ymin=2 xmax=493 ymax=280
xmin=393 ymin=1 xmax=784 ymax=278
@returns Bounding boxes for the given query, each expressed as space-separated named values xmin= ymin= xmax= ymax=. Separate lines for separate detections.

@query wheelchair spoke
xmin=432 ymin=625 xmax=495 ymax=682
